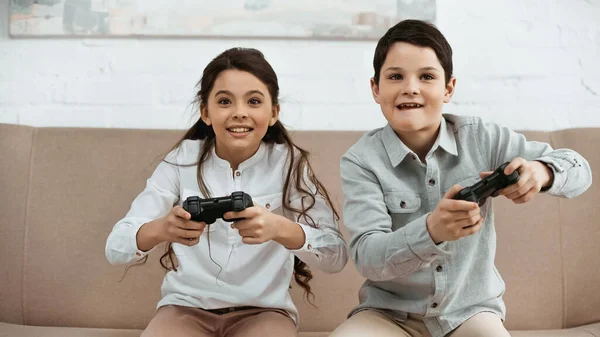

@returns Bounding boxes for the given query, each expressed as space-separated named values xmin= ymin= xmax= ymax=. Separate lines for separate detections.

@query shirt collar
xmin=382 ymin=123 xmax=412 ymax=167
xmin=211 ymin=141 xmax=268 ymax=170
xmin=438 ymin=116 xmax=458 ymax=157
xmin=382 ymin=116 xmax=458 ymax=167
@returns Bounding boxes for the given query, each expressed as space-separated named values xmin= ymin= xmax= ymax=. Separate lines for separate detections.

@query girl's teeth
xmin=230 ymin=128 xmax=250 ymax=133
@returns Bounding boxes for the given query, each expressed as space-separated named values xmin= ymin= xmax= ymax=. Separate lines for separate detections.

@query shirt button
xmin=400 ymin=201 xmax=407 ymax=208
xmin=428 ymin=179 xmax=436 ymax=186
xmin=265 ymin=203 xmax=270 ymax=209
xmin=235 ymin=171 xmax=241 ymax=177
xmin=307 ymin=244 xmax=312 ymax=250
xmin=431 ymin=303 xmax=438 ymax=308
xmin=436 ymin=265 xmax=443 ymax=272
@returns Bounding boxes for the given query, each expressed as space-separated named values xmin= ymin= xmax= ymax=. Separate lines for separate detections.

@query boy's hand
xmin=426 ymin=184 xmax=483 ymax=244
xmin=479 ymin=157 xmax=553 ymax=204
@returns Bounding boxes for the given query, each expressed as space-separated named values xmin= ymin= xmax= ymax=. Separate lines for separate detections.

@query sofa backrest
xmin=0 ymin=123 xmax=598 ymax=331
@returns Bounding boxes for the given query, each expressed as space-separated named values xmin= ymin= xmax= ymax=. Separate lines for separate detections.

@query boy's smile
xmin=371 ymin=42 xmax=456 ymax=156
xmin=396 ymin=102 xmax=424 ymax=110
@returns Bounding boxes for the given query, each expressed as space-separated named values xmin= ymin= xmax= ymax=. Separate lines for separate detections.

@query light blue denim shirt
xmin=340 ymin=113 xmax=592 ymax=337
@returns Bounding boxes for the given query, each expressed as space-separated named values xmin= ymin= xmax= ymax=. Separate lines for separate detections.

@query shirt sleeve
xmin=105 ymin=150 xmax=180 ymax=265
xmin=340 ymin=151 xmax=450 ymax=282
xmin=478 ymin=120 xmax=592 ymax=198
xmin=284 ymin=165 xmax=349 ymax=274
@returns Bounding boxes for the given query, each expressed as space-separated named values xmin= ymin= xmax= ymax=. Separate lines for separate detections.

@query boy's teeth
xmin=398 ymin=103 xmax=422 ymax=109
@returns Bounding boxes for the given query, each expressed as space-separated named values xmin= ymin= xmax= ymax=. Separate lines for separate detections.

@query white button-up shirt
xmin=105 ymin=140 xmax=348 ymax=324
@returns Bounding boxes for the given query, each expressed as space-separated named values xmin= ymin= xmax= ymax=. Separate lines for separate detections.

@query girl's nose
xmin=232 ymin=109 xmax=248 ymax=119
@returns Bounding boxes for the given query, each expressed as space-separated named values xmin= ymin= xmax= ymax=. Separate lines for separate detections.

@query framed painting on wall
xmin=9 ymin=0 xmax=436 ymax=40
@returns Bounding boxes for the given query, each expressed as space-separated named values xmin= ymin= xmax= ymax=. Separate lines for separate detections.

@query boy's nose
xmin=401 ymin=79 xmax=420 ymax=95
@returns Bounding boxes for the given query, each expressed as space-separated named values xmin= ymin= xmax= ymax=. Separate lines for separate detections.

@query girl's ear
xmin=444 ymin=76 xmax=457 ymax=103
xmin=370 ymin=77 xmax=381 ymax=104
xmin=269 ymin=104 xmax=280 ymax=126
xmin=200 ymin=104 xmax=211 ymax=126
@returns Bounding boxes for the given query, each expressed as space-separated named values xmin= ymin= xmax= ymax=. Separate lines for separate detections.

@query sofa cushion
xmin=21 ymin=127 xmax=180 ymax=328
xmin=3 ymin=321 xmax=600 ymax=337
xmin=0 ymin=124 xmax=34 ymax=325
xmin=510 ymin=322 xmax=600 ymax=336
xmin=551 ymin=129 xmax=600 ymax=328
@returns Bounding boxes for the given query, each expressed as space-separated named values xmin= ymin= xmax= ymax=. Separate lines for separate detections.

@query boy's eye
xmin=218 ymin=98 xmax=231 ymax=105
xmin=421 ymin=74 xmax=435 ymax=80
xmin=248 ymin=98 xmax=261 ymax=105
xmin=389 ymin=74 xmax=403 ymax=80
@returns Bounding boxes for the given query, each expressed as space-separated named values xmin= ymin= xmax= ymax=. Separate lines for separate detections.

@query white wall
xmin=1 ymin=0 xmax=599 ymax=131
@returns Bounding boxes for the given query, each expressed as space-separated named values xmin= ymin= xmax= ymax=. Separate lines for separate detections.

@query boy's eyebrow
xmin=213 ymin=89 xmax=265 ymax=97
xmin=384 ymin=66 xmax=441 ymax=72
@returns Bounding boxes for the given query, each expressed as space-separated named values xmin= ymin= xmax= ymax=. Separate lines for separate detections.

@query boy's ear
xmin=370 ymin=77 xmax=381 ymax=104
xmin=444 ymin=76 xmax=457 ymax=103
xmin=200 ymin=104 xmax=211 ymax=126
xmin=269 ymin=104 xmax=280 ymax=126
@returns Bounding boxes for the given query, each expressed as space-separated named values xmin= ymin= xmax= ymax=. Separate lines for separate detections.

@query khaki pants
xmin=329 ymin=309 xmax=511 ymax=337
xmin=141 ymin=305 xmax=297 ymax=337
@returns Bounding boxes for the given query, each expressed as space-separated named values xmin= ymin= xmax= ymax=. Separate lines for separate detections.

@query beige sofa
xmin=1 ymin=123 xmax=599 ymax=337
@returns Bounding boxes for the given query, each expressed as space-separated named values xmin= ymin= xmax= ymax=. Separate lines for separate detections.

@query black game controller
xmin=453 ymin=162 xmax=520 ymax=206
xmin=182 ymin=191 xmax=254 ymax=224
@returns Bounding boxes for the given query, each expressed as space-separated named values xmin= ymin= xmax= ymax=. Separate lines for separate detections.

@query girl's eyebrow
xmin=213 ymin=90 xmax=265 ymax=97
xmin=214 ymin=90 xmax=232 ymax=97
xmin=384 ymin=66 xmax=441 ymax=72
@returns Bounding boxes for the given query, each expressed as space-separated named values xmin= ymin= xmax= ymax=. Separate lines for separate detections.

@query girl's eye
xmin=218 ymin=98 xmax=230 ymax=104
xmin=421 ymin=74 xmax=435 ymax=80
xmin=248 ymin=98 xmax=261 ymax=105
xmin=389 ymin=74 xmax=402 ymax=80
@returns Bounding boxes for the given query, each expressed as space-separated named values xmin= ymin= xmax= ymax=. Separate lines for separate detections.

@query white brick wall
xmin=1 ymin=0 xmax=599 ymax=131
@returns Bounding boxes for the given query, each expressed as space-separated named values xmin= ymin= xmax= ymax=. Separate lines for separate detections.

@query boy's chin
xmin=384 ymin=110 xmax=441 ymax=132
xmin=390 ymin=123 xmax=425 ymax=134
xmin=385 ymin=115 xmax=425 ymax=132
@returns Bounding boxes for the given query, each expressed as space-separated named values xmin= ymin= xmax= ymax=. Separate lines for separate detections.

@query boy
xmin=330 ymin=20 xmax=592 ymax=337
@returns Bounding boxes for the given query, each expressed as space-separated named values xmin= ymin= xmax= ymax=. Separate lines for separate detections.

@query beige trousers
xmin=141 ymin=305 xmax=297 ymax=337
xmin=329 ymin=309 xmax=511 ymax=337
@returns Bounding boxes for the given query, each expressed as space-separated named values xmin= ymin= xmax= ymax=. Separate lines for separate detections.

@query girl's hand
xmin=226 ymin=205 xmax=305 ymax=249
xmin=480 ymin=158 xmax=554 ymax=204
xmin=226 ymin=204 xmax=280 ymax=244
xmin=157 ymin=206 xmax=207 ymax=246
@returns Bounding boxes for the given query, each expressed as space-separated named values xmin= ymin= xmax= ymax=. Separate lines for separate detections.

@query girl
xmin=105 ymin=47 xmax=348 ymax=337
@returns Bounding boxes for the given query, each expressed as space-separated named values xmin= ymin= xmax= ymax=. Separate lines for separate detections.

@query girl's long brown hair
xmin=141 ymin=48 xmax=338 ymax=302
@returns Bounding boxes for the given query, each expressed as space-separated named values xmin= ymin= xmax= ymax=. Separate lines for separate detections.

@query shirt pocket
xmin=228 ymin=192 xmax=283 ymax=246
xmin=383 ymin=191 xmax=422 ymax=230
xmin=252 ymin=192 xmax=284 ymax=215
